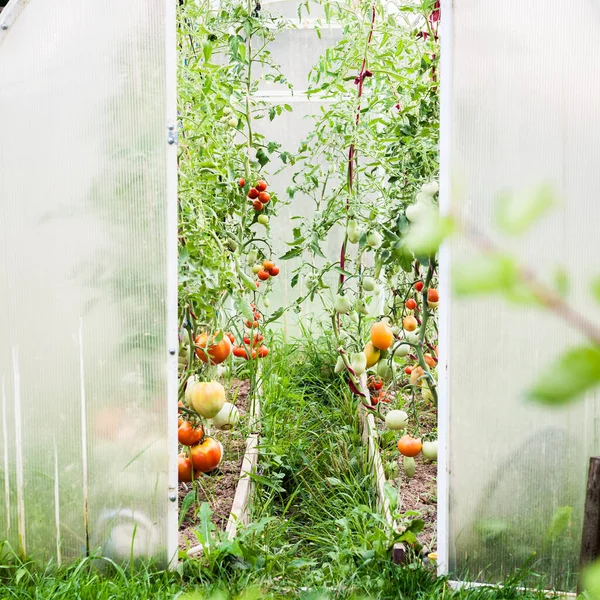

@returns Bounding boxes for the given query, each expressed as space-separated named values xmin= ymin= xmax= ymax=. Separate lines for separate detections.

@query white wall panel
xmin=445 ymin=0 xmax=600 ymax=590
xmin=0 ymin=0 xmax=175 ymax=563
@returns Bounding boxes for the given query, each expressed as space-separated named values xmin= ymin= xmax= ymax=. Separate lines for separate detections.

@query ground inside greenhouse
xmin=178 ymin=379 xmax=251 ymax=550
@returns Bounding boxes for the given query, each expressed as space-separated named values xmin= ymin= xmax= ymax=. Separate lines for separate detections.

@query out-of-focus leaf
xmin=591 ymin=275 xmax=600 ymax=304
xmin=496 ymin=184 xmax=556 ymax=235
xmin=544 ymin=506 xmax=572 ymax=543
xmin=404 ymin=208 xmax=453 ymax=255
xmin=553 ymin=267 xmax=569 ymax=298
xmin=583 ymin=560 xmax=600 ymax=598
xmin=527 ymin=345 xmax=600 ymax=405
xmin=453 ymin=254 xmax=520 ymax=296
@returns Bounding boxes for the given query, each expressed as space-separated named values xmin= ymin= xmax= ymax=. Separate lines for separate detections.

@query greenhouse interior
xmin=1 ymin=0 xmax=599 ymax=598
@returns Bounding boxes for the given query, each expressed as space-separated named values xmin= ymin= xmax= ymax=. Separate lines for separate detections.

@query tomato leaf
xmin=496 ymin=183 xmax=556 ymax=235
xmin=234 ymin=297 xmax=254 ymax=322
xmin=279 ymin=247 xmax=303 ymax=260
xmin=527 ymin=345 xmax=600 ymax=405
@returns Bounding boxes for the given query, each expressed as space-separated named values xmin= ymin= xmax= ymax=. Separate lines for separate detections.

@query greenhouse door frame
xmin=436 ymin=0 xmax=451 ymax=581
xmin=166 ymin=0 xmax=180 ymax=568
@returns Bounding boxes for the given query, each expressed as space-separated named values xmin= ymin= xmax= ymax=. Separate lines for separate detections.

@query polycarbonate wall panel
xmin=0 ymin=1 xmax=175 ymax=563
xmin=446 ymin=1 xmax=600 ymax=590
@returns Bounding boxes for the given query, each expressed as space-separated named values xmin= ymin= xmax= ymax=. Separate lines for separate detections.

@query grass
xmin=0 ymin=333 xmax=563 ymax=599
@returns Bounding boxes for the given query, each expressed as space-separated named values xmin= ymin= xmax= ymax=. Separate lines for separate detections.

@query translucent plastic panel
xmin=446 ymin=0 xmax=600 ymax=590
xmin=0 ymin=1 xmax=175 ymax=564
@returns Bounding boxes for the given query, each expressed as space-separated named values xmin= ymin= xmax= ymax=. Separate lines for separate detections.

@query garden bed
xmin=359 ymin=378 xmax=438 ymax=559
xmin=178 ymin=379 xmax=259 ymax=553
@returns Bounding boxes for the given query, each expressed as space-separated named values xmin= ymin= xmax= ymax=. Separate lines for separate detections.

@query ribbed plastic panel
xmin=446 ymin=0 xmax=600 ymax=590
xmin=0 ymin=0 xmax=175 ymax=564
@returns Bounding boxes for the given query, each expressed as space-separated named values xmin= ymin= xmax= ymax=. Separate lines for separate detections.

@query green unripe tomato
xmin=354 ymin=299 xmax=370 ymax=316
xmin=366 ymin=230 xmax=382 ymax=249
xmin=263 ymin=297 xmax=270 ymax=308
xmin=257 ymin=215 xmax=269 ymax=225
xmin=252 ymin=264 xmax=262 ymax=274
xmin=422 ymin=440 xmax=438 ymax=461
xmin=403 ymin=456 xmax=416 ymax=478
xmin=362 ymin=277 xmax=375 ymax=292
xmin=227 ymin=238 xmax=238 ymax=251
xmin=246 ymin=249 xmax=258 ymax=265
xmin=376 ymin=360 xmax=394 ymax=380
xmin=350 ymin=352 xmax=367 ymax=376
xmin=334 ymin=294 xmax=352 ymax=314
xmin=347 ymin=219 xmax=360 ymax=244
xmin=228 ymin=117 xmax=238 ymax=128
xmin=394 ymin=343 xmax=410 ymax=358
xmin=385 ymin=409 xmax=408 ymax=431
xmin=223 ymin=106 xmax=232 ymax=116
xmin=334 ymin=356 xmax=346 ymax=374
xmin=384 ymin=460 xmax=399 ymax=480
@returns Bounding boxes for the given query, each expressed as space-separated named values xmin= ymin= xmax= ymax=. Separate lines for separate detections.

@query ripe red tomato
xmin=367 ymin=376 xmax=383 ymax=391
xmin=190 ymin=438 xmax=223 ymax=473
xmin=397 ymin=435 xmax=422 ymax=457
xmin=178 ymin=454 xmax=193 ymax=482
xmin=248 ymin=188 xmax=259 ymax=200
xmin=414 ymin=281 xmax=424 ymax=292
xmin=252 ymin=199 xmax=264 ymax=211
xmin=243 ymin=336 xmax=251 ymax=345
xmin=404 ymin=366 xmax=413 ymax=375
xmin=428 ymin=288 xmax=439 ymax=303
xmin=258 ymin=191 xmax=270 ymax=204
xmin=178 ymin=421 xmax=203 ymax=446
xmin=245 ymin=319 xmax=259 ymax=328
xmin=257 ymin=345 xmax=269 ymax=358
xmin=238 ymin=178 xmax=245 ymax=187
xmin=255 ymin=180 xmax=267 ymax=192
xmin=269 ymin=265 xmax=280 ymax=276
xmin=233 ymin=346 xmax=247 ymax=358
xmin=405 ymin=298 xmax=417 ymax=310
xmin=257 ymin=270 xmax=270 ymax=281
xmin=194 ymin=333 xmax=231 ymax=365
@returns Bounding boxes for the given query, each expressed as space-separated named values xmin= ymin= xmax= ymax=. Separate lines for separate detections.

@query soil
xmin=178 ymin=379 xmax=252 ymax=551
xmin=375 ymin=394 xmax=438 ymax=553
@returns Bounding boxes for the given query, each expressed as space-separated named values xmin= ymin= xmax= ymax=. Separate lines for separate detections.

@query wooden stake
xmin=578 ymin=456 xmax=600 ymax=593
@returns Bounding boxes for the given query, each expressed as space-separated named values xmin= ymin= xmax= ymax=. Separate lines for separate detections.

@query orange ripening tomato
xmin=178 ymin=454 xmax=193 ymax=482
xmin=403 ymin=316 xmax=418 ymax=332
xmin=397 ymin=434 xmax=422 ymax=457
xmin=190 ymin=438 xmax=223 ymax=473
xmin=245 ymin=319 xmax=259 ymax=328
xmin=370 ymin=321 xmax=393 ymax=350
xmin=254 ymin=333 xmax=264 ymax=346
xmin=226 ymin=332 xmax=235 ymax=344
xmin=257 ymin=345 xmax=269 ymax=358
xmin=255 ymin=180 xmax=268 ymax=192
xmin=195 ymin=333 xmax=232 ymax=365
xmin=414 ymin=281 xmax=424 ymax=292
xmin=178 ymin=421 xmax=203 ymax=447
xmin=258 ymin=191 xmax=270 ymax=204
xmin=428 ymin=288 xmax=439 ymax=303
xmin=248 ymin=187 xmax=259 ymax=199
xmin=263 ymin=260 xmax=275 ymax=271
xmin=253 ymin=311 xmax=261 ymax=320
xmin=257 ymin=270 xmax=270 ymax=281
xmin=269 ymin=265 xmax=280 ymax=276
xmin=424 ymin=353 xmax=437 ymax=368
xmin=238 ymin=178 xmax=245 ymax=187
xmin=252 ymin=199 xmax=264 ymax=211
xmin=405 ymin=298 xmax=417 ymax=310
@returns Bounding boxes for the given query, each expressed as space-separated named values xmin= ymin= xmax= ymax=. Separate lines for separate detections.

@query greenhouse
xmin=1 ymin=0 xmax=599 ymax=598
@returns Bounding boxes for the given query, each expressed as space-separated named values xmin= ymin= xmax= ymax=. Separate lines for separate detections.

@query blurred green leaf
xmin=527 ymin=345 xmax=600 ymax=405
xmin=583 ymin=560 xmax=600 ymax=599
xmin=234 ymin=297 xmax=254 ymax=322
xmin=544 ymin=506 xmax=572 ymax=543
xmin=453 ymin=254 xmax=520 ymax=296
xmin=592 ymin=275 xmax=600 ymax=304
xmin=553 ymin=267 xmax=569 ymax=298
xmin=404 ymin=210 xmax=453 ymax=255
xmin=496 ymin=184 xmax=556 ymax=235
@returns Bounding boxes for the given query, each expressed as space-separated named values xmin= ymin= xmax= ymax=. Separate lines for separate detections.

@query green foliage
xmin=527 ymin=345 xmax=600 ymax=405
